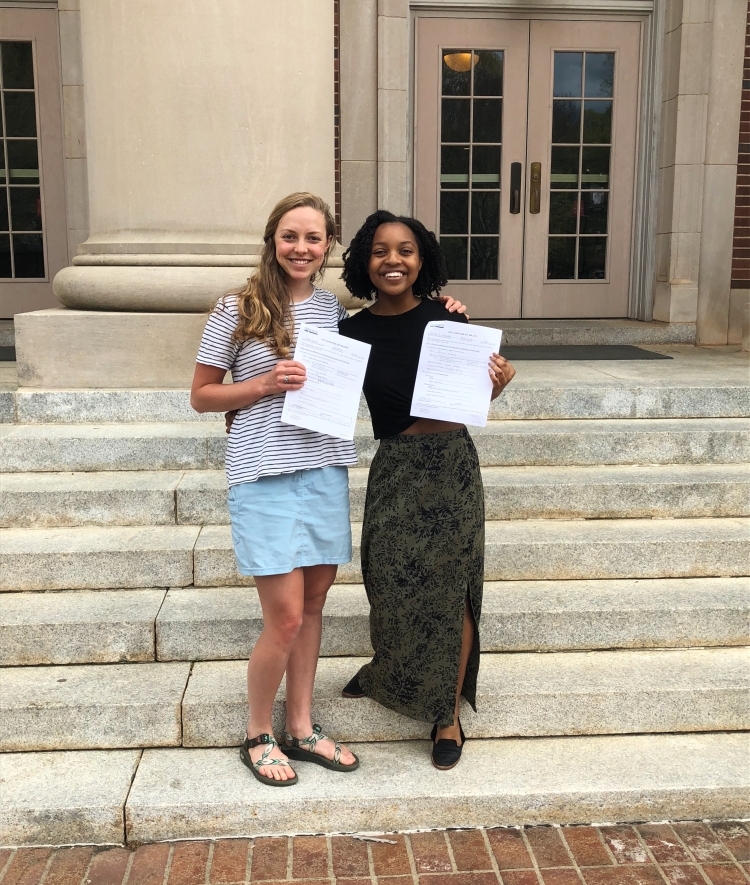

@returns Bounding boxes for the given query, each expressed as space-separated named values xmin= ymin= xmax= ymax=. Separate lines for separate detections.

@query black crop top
xmin=339 ymin=298 xmax=469 ymax=439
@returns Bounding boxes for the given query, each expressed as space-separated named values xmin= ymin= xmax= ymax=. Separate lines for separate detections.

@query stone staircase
xmin=1 ymin=350 xmax=749 ymax=848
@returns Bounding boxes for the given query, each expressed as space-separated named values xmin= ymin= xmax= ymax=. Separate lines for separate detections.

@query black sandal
xmin=240 ymin=733 xmax=298 ymax=786
xmin=282 ymin=724 xmax=360 ymax=772
xmin=430 ymin=720 xmax=465 ymax=771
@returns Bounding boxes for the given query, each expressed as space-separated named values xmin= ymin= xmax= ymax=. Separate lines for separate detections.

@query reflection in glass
xmin=580 ymin=191 xmax=609 ymax=234
xmin=13 ymin=232 xmax=44 ymax=278
xmin=442 ymin=237 xmax=468 ymax=279
xmin=583 ymin=101 xmax=612 ymax=144
xmin=471 ymin=192 xmax=500 ymax=235
xmin=550 ymin=146 xmax=580 ymax=188
xmin=0 ymin=234 xmax=11 ymax=277
xmin=552 ymin=100 xmax=581 ymax=143
xmin=547 ymin=237 xmax=576 ymax=279
xmin=472 ymin=145 xmax=501 ymax=187
xmin=578 ymin=237 xmax=607 ymax=278
xmin=1 ymin=42 xmax=35 ymax=89
xmin=0 ymin=151 xmax=5 ymax=185
xmin=585 ymin=53 xmax=614 ymax=98
xmin=472 ymin=99 xmax=502 ymax=143
xmin=442 ymin=49 xmax=472 ymax=96
xmin=581 ymin=146 xmax=610 ymax=188
xmin=548 ymin=192 xmax=579 ymax=235
xmin=441 ymin=145 xmax=470 ymax=187
xmin=7 ymin=140 xmax=40 ymax=184
xmin=0 ymin=192 xmax=8 ymax=231
xmin=440 ymin=191 xmax=469 ymax=235
xmin=4 ymin=92 xmax=37 ymax=137
xmin=470 ymin=237 xmax=499 ymax=279
xmin=553 ymin=52 xmax=583 ymax=97
xmin=10 ymin=187 xmax=42 ymax=230
xmin=473 ymin=50 xmax=503 ymax=95
xmin=441 ymin=99 xmax=470 ymax=142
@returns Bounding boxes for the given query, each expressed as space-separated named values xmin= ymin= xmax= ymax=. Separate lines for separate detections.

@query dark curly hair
xmin=342 ymin=210 xmax=448 ymax=301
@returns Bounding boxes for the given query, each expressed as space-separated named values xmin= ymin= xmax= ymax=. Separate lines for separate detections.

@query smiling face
xmin=274 ymin=206 xmax=332 ymax=283
xmin=368 ymin=222 xmax=423 ymax=299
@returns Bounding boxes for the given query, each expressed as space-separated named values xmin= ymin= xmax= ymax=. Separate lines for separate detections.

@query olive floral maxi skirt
xmin=356 ymin=427 xmax=484 ymax=727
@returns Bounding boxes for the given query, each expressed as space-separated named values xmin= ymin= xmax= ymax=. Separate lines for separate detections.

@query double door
xmin=415 ymin=18 xmax=641 ymax=319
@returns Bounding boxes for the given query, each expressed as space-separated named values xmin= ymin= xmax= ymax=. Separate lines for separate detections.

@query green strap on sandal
xmin=282 ymin=723 xmax=360 ymax=772
xmin=240 ymin=733 xmax=298 ymax=787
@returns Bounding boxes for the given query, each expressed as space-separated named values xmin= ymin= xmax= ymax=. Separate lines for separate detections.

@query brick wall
xmin=731 ymin=2 xmax=750 ymax=289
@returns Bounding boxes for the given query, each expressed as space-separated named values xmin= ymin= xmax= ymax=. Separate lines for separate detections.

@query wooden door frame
xmin=373 ymin=0 xmax=661 ymax=319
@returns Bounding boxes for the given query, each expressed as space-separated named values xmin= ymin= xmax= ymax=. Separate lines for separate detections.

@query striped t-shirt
xmin=196 ymin=288 xmax=358 ymax=486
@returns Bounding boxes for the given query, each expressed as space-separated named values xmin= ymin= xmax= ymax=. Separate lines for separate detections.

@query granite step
xmin=155 ymin=578 xmax=750 ymax=662
xmin=194 ymin=518 xmax=750 ymax=587
xmin=181 ymin=648 xmax=750 ymax=747
xmin=0 ymin=588 xmax=166 ymax=665
xmin=12 ymin=379 xmax=750 ymax=423
xmin=3 ymin=733 xmax=746 ymax=846
xmin=2 ymin=519 xmax=746 ymax=593
xmin=1 ymin=417 xmax=748 ymax=472
xmin=3 ymin=463 xmax=748 ymax=528
xmin=0 ymin=662 xmax=191 ymax=751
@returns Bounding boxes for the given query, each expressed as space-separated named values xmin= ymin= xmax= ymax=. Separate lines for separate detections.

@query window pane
xmin=0 ymin=234 xmax=10 ymax=277
xmin=442 ymin=236 xmax=468 ymax=279
xmin=440 ymin=191 xmax=469 ymax=235
xmin=550 ymin=146 xmax=580 ymax=188
xmin=553 ymin=52 xmax=583 ymax=97
xmin=580 ymin=191 xmax=609 ymax=234
xmin=578 ymin=237 xmax=607 ymax=279
xmin=442 ymin=49 xmax=472 ymax=96
xmin=4 ymin=92 xmax=37 ymax=137
xmin=10 ymin=186 xmax=42 ymax=230
xmin=441 ymin=99 xmax=470 ymax=142
xmin=471 ymin=191 xmax=500 ymax=234
xmin=581 ymin=146 xmax=610 ymax=189
xmin=472 ymin=145 xmax=501 ymax=188
xmin=583 ymin=100 xmax=612 ymax=144
xmin=0 ymin=151 xmax=5 ymax=185
xmin=470 ymin=237 xmax=498 ymax=279
xmin=7 ymin=140 xmax=39 ymax=184
xmin=552 ymin=100 xmax=581 ymax=143
xmin=1 ymin=42 xmax=34 ymax=89
xmin=549 ymin=192 xmax=579 ymax=235
xmin=441 ymin=145 xmax=470 ymax=188
xmin=12 ymin=232 xmax=45 ymax=277
xmin=0 ymin=192 xmax=8 ymax=231
xmin=585 ymin=53 xmax=615 ymax=98
xmin=473 ymin=50 xmax=503 ymax=96
xmin=472 ymin=98 xmax=502 ymax=143
xmin=547 ymin=237 xmax=576 ymax=279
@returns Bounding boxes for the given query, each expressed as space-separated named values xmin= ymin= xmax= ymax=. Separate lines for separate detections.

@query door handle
xmin=529 ymin=161 xmax=541 ymax=214
xmin=510 ymin=162 xmax=522 ymax=214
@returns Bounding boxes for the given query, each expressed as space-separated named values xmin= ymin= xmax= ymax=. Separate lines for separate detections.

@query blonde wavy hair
xmin=225 ymin=192 xmax=336 ymax=358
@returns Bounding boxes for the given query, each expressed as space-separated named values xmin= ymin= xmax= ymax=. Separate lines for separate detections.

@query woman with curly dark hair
xmin=338 ymin=210 xmax=515 ymax=770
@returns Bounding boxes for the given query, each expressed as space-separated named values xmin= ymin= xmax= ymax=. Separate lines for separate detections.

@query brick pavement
xmin=0 ymin=822 xmax=748 ymax=885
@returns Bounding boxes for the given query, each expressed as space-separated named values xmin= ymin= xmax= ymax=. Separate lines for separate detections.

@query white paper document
xmin=410 ymin=322 xmax=502 ymax=427
xmin=281 ymin=322 xmax=371 ymax=441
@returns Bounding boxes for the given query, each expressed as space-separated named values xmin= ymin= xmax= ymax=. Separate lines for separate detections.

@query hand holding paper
xmin=280 ymin=322 xmax=371 ymax=440
xmin=410 ymin=322 xmax=502 ymax=427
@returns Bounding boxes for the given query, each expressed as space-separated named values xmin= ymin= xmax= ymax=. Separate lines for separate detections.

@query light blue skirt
xmin=227 ymin=465 xmax=352 ymax=576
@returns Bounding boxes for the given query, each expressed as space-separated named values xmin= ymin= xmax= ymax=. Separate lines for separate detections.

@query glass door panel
xmin=522 ymin=20 xmax=641 ymax=318
xmin=415 ymin=18 xmax=529 ymax=318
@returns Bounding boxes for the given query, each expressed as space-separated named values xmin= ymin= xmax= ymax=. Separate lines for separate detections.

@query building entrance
xmin=415 ymin=18 xmax=642 ymax=319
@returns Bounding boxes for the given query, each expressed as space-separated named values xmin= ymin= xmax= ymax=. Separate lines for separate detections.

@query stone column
xmin=53 ymin=0 xmax=348 ymax=312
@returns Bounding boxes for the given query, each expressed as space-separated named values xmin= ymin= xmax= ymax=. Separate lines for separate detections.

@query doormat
xmin=0 ymin=346 xmax=15 ymax=362
xmin=500 ymin=345 xmax=673 ymax=360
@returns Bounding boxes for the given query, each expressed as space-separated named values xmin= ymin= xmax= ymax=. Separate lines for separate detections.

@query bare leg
xmin=246 ymin=570 xmax=305 ymax=781
xmin=284 ymin=564 xmax=356 ymax=765
xmin=436 ymin=600 xmax=475 ymax=744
